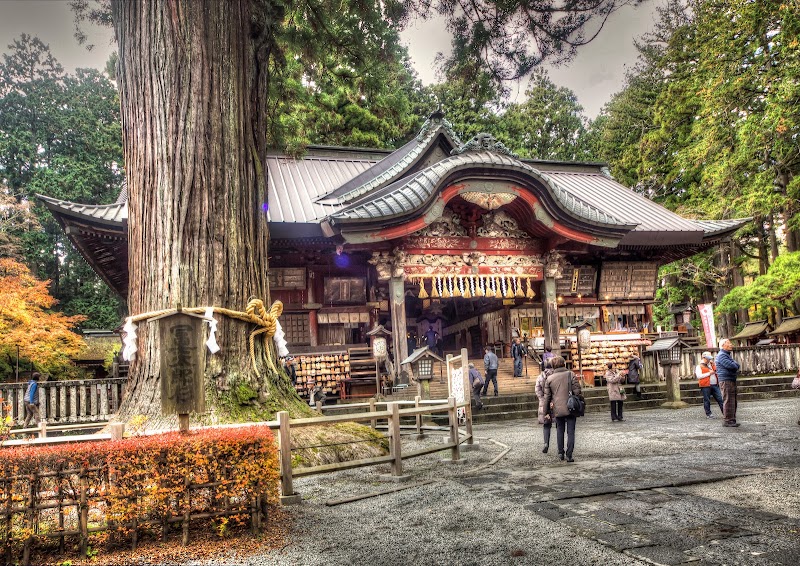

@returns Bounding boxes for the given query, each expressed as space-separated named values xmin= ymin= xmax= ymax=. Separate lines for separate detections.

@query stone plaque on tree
xmin=159 ymin=313 xmax=205 ymax=416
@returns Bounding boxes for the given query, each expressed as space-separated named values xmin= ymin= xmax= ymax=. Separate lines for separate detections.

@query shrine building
xmin=41 ymin=112 xmax=747 ymax=399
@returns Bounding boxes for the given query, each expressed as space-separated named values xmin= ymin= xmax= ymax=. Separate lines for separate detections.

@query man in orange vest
xmin=696 ymin=351 xmax=723 ymax=419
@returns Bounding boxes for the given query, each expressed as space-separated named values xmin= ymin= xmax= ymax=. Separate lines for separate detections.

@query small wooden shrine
xmin=41 ymin=111 xmax=748 ymax=395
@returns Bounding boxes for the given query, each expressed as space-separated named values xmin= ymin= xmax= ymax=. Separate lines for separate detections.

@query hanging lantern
xmin=431 ymin=276 xmax=441 ymax=298
xmin=514 ymin=277 xmax=524 ymax=298
xmin=418 ymin=278 xmax=429 ymax=299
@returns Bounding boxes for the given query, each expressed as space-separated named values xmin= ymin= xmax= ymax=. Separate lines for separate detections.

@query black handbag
xmin=566 ymin=373 xmax=586 ymax=417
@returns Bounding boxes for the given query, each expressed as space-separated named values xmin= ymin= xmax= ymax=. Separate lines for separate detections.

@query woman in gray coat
xmin=543 ymin=356 xmax=582 ymax=462
xmin=605 ymin=362 xmax=626 ymax=422
xmin=535 ymin=359 xmax=554 ymax=453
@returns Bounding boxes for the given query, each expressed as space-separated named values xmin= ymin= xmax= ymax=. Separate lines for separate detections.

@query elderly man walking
xmin=716 ymin=339 xmax=741 ymax=427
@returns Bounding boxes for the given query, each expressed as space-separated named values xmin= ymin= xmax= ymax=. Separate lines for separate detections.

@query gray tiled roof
xmin=332 ymin=151 xmax=631 ymax=228
xmin=691 ymin=218 xmax=751 ymax=238
xmin=38 ymin=194 xmax=127 ymax=226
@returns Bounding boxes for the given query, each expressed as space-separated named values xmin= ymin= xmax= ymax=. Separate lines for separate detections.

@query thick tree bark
xmin=112 ymin=0 xmax=299 ymax=425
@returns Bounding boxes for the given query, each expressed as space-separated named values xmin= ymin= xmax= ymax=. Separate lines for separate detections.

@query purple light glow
xmin=261 ymin=202 xmax=269 ymax=213
xmin=334 ymin=254 xmax=350 ymax=268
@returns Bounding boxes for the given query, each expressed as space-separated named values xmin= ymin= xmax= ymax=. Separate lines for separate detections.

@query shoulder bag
xmin=566 ymin=373 xmax=586 ymax=417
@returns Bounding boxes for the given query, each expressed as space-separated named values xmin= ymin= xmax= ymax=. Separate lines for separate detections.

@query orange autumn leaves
xmin=0 ymin=258 xmax=86 ymax=376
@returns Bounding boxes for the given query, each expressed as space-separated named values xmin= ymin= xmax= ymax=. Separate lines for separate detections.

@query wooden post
xmin=448 ymin=396 xmax=460 ymax=461
xmin=389 ymin=402 xmax=403 ymax=476
xmin=389 ymin=276 xmax=408 ymax=383
xmin=542 ymin=275 xmax=560 ymax=355
xmin=661 ymin=364 xmax=688 ymax=409
xmin=38 ymin=420 xmax=47 ymax=438
xmin=178 ymin=413 xmax=189 ymax=433
xmin=79 ymin=467 xmax=88 ymax=557
xmin=315 ymin=401 xmax=323 ymax=412
xmin=369 ymin=398 xmax=377 ymax=429
xmin=414 ymin=395 xmax=423 ymax=438
xmin=277 ymin=411 xmax=301 ymax=503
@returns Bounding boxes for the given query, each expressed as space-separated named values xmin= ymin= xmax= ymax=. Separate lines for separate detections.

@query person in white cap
xmin=696 ymin=351 xmax=722 ymax=418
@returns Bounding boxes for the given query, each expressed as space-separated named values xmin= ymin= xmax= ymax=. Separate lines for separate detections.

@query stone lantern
xmin=400 ymin=346 xmax=444 ymax=400
xmin=646 ymin=333 xmax=689 ymax=408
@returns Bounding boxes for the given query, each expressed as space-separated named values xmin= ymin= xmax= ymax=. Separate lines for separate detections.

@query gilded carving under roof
xmin=477 ymin=210 xmax=530 ymax=239
xmin=404 ymin=252 xmax=542 ymax=270
xmin=461 ymin=192 xmax=516 ymax=210
xmin=415 ymin=207 xmax=468 ymax=237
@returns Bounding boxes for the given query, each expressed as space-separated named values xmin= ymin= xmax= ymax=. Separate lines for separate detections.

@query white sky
xmin=0 ymin=0 xmax=664 ymax=119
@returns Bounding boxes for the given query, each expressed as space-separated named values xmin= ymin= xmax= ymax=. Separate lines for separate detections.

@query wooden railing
xmin=1 ymin=378 xmax=126 ymax=426
xmin=276 ymin=396 xmax=470 ymax=502
xmin=641 ymin=343 xmax=800 ymax=381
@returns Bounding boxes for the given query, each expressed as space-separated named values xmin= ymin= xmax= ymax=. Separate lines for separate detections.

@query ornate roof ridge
xmin=450 ymin=132 xmax=518 ymax=159
xmin=318 ymin=111 xmax=463 ymax=206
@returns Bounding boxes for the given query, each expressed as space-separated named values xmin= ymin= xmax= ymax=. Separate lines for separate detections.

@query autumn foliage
xmin=0 ymin=258 xmax=86 ymax=378
xmin=0 ymin=426 xmax=279 ymax=561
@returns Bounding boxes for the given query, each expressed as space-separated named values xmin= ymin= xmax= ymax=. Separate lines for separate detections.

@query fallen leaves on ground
xmin=37 ymin=507 xmax=292 ymax=566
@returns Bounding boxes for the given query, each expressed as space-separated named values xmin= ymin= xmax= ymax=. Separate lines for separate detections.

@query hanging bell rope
xmin=418 ymin=278 xmax=429 ymax=299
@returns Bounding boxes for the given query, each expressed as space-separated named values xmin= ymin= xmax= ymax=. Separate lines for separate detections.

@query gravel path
xmin=186 ymin=398 xmax=800 ymax=566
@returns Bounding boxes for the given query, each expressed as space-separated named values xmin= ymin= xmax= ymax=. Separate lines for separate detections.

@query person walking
xmin=540 ymin=345 xmax=554 ymax=372
xmin=543 ymin=356 xmax=582 ymax=462
xmin=696 ymin=351 xmax=723 ymax=419
xmin=536 ymin=358 xmax=554 ymax=453
xmin=627 ymin=353 xmax=643 ymax=400
xmin=482 ymin=346 xmax=499 ymax=397
xmin=468 ymin=363 xmax=484 ymax=410
xmin=511 ymin=337 xmax=525 ymax=377
xmin=23 ymin=372 xmax=41 ymax=428
xmin=716 ymin=338 xmax=741 ymax=427
xmin=424 ymin=326 xmax=439 ymax=350
xmin=604 ymin=362 xmax=626 ymax=422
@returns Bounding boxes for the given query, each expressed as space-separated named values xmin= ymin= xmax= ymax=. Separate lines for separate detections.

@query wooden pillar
xmin=307 ymin=270 xmax=319 ymax=347
xmin=542 ymin=275 xmax=560 ymax=355
xmin=502 ymin=305 xmax=512 ymax=348
xmin=390 ymin=275 xmax=409 ymax=383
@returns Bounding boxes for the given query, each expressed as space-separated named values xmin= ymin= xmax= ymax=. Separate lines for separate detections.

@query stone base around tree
xmin=280 ymin=493 xmax=303 ymax=505
xmin=378 ymin=473 xmax=412 ymax=483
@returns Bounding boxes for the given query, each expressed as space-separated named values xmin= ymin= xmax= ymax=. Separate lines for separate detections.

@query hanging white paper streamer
xmin=122 ymin=318 xmax=138 ymax=361
xmin=203 ymin=307 xmax=220 ymax=354
xmin=273 ymin=320 xmax=290 ymax=358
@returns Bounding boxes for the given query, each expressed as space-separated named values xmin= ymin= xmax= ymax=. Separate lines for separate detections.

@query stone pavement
xmin=187 ymin=398 xmax=800 ymax=566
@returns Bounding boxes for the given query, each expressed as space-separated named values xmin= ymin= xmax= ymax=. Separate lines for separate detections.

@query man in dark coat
xmin=715 ymin=338 xmax=741 ymax=427
xmin=511 ymin=337 xmax=525 ymax=377
xmin=543 ymin=356 xmax=582 ymax=462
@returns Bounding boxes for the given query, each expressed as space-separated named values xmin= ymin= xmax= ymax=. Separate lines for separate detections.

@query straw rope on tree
xmin=124 ymin=298 xmax=285 ymax=375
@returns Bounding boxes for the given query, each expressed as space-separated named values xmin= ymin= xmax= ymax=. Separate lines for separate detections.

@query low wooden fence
xmin=277 ymin=396 xmax=471 ymax=501
xmin=641 ymin=344 xmax=800 ymax=381
xmin=0 ymin=378 xmax=126 ymax=425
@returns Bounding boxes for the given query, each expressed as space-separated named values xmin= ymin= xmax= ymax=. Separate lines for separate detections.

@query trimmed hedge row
xmin=1 ymin=426 xmax=279 ymax=563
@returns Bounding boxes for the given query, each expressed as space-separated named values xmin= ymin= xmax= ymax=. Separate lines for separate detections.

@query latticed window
xmin=282 ymin=314 xmax=310 ymax=346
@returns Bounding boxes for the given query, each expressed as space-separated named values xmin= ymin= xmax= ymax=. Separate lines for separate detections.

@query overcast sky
xmin=0 ymin=0 xmax=664 ymax=119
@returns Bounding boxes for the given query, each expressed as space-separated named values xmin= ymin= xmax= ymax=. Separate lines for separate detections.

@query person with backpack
xmin=696 ymin=351 xmax=723 ymax=419
xmin=23 ymin=372 xmax=41 ymax=428
xmin=605 ymin=362 xmax=626 ymax=422
xmin=543 ymin=356 xmax=582 ymax=463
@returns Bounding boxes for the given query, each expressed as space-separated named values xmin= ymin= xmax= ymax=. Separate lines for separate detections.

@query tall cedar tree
xmin=70 ymin=0 xmax=646 ymax=423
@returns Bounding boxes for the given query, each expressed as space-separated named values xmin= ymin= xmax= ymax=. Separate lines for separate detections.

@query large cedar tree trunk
xmin=112 ymin=0 xmax=303 ymax=426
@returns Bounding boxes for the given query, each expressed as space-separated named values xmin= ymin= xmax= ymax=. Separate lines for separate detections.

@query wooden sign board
xmin=599 ymin=262 xmax=658 ymax=300
xmin=268 ymin=268 xmax=306 ymax=290
xmin=159 ymin=313 xmax=205 ymax=416
xmin=556 ymin=266 xmax=597 ymax=297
